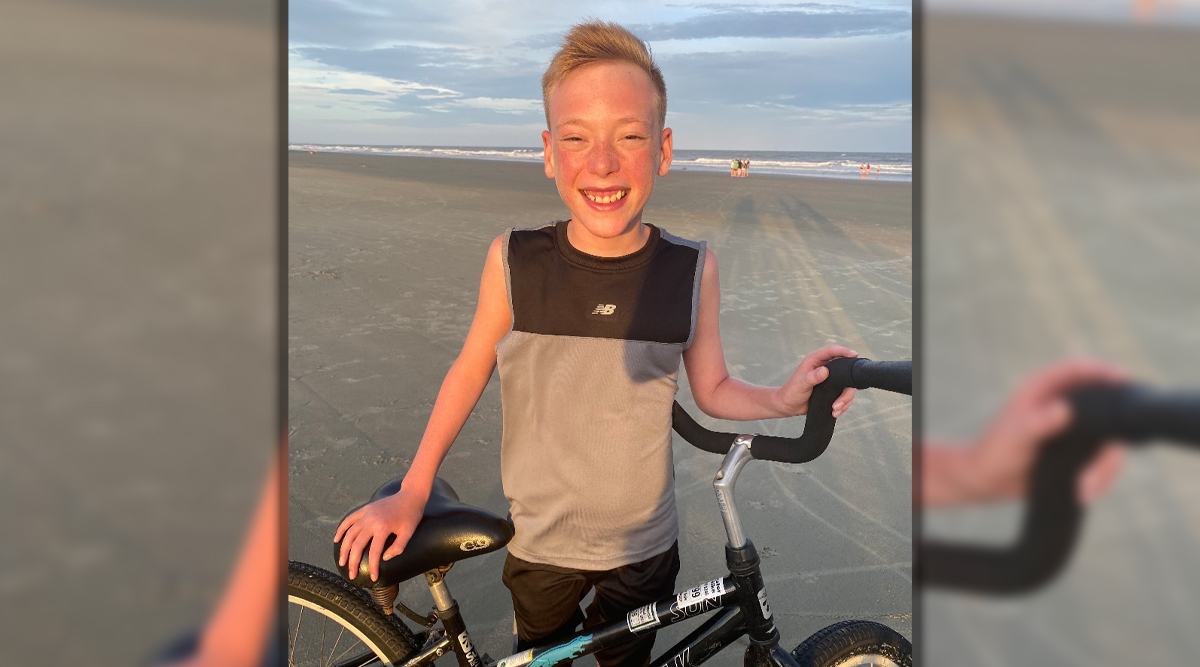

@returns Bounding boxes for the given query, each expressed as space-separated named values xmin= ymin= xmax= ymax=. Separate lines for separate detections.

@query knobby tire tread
xmin=790 ymin=620 xmax=912 ymax=667
xmin=288 ymin=560 xmax=420 ymax=664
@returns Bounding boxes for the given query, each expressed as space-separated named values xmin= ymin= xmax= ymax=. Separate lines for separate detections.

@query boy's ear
xmin=541 ymin=130 xmax=555 ymax=179
xmin=657 ymin=126 xmax=673 ymax=177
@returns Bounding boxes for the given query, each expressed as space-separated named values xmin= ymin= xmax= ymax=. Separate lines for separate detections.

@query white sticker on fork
xmin=756 ymin=588 xmax=772 ymax=619
xmin=458 ymin=631 xmax=481 ymax=667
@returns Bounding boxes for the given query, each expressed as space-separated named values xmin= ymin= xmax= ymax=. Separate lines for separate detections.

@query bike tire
xmin=288 ymin=560 xmax=420 ymax=666
xmin=790 ymin=620 xmax=912 ymax=667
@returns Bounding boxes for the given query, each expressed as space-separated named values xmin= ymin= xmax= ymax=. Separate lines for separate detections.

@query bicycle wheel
xmin=288 ymin=560 xmax=420 ymax=667
xmin=790 ymin=620 xmax=912 ymax=667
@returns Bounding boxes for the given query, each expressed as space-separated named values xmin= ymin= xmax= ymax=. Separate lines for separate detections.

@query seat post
xmin=424 ymin=565 xmax=455 ymax=612
xmin=425 ymin=565 xmax=485 ymax=667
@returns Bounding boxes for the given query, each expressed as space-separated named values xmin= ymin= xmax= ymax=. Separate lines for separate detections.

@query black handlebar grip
xmin=671 ymin=401 xmax=737 ymax=455
xmin=669 ymin=381 xmax=840 ymax=464
xmin=747 ymin=380 xmax=842 ymax=464
xmin=1106 ymin=386 xmax=1200 ymax=444
xmin=825 ymin=358 xmax=912 ymax=395
xmin=671 ymin=357 xmax=913 ymax=465
xmin=856 ymin=359 xmax=912 ymax=396
xmin=920 ymin=383 xmax=1200 ymax=594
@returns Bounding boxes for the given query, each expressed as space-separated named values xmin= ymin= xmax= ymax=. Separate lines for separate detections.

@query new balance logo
xmin=591 ymin=304 xmax=617 ymax=316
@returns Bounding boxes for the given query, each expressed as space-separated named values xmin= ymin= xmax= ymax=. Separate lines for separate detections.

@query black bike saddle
xmin=333 ymin=477 xmax=513 ymax=588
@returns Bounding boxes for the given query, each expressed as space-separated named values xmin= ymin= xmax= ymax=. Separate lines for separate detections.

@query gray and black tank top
xmin=496 ymin=220 xmax=706 ymax=570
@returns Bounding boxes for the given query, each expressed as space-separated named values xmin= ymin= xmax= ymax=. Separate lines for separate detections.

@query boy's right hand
xmin=334 ymin=487 xmax=428 ymax=582
xmin=928 ymin=358 xmax=1127 ymax=508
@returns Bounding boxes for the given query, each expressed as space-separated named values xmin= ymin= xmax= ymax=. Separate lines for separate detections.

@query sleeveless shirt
xmin=496 ymin=220 xmax=706 ymax=570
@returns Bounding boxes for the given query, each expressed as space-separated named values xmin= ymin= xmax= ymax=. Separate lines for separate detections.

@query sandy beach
xmin=288 ymin=151 xmax=912 ymax=660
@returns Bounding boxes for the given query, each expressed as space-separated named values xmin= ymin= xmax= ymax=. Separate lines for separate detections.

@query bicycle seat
xmin=333 ymin=477 xmax=514 ymax=588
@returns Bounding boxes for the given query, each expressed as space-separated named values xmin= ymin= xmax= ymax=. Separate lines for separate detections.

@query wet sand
xmin=288 ymin=151 xmax=912 ymax=659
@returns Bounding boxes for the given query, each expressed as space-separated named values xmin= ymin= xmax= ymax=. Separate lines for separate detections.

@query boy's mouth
xmin=581 ymin=188 xmax=628 ymax=205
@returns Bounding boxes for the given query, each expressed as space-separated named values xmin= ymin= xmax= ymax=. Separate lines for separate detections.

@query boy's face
xmin=542 ymin=60 xmax=672 ymax=243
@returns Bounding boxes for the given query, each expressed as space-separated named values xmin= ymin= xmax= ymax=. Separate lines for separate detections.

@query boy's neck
xmin=565 ymin=220 xmax=651 ymax=258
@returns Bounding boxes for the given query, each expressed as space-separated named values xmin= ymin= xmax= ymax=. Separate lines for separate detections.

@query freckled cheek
xmin=623 ymin=148 xmax=657 ymax=175
xmin=551 ymin=153 xmax=584 ymax=189
xmin=554 ymin=149 xmax=588 ymax=174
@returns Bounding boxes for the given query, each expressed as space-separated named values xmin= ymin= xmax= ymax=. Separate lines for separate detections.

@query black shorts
xmin=502 ymin=543 xmax=681 ymax=667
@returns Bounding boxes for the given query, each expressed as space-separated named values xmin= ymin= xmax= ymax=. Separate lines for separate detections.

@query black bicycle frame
xmin=381 ymin=540 xmax=794 ymax=667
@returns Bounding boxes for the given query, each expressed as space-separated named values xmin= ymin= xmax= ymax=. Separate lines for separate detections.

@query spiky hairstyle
xmin=541 ymin=21 xmax=667 ymax=129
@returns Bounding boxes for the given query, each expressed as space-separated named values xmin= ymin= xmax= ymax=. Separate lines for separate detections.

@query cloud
xmin=292 ymin=45 xmax=544 ymax=101
xmin=660 ymin=37 xmax=910 ymax=110
xmin=290 ymin=52 xmax=460 ymax=98
xmin=445 ymin=97 xmax=543 ymax=114
xmin=289 ymin=0 xmax=456 ymax=48
xmin=517 ymin=3 xmax=912 ymax=47
xmin=639 ymin=5 xmax=910 ymax=40
xmin=772 ymin=100 xmax=912 ymax=122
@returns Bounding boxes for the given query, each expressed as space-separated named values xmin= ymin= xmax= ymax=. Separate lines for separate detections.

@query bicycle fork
xmin=716 ymin=436 xmax=800 ymax=667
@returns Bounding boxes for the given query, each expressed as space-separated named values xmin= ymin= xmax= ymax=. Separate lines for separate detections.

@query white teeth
xmin=584 ymin=190 xmax=627 ymax=204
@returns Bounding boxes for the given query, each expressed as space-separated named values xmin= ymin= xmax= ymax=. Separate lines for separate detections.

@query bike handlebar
xmin=672 ymin=357 xmax=912 ymax=465
xmin=826 ymin=358 xmax=913 ymax=396
xmin=920 ymin=383 xmax=1200 ymax=595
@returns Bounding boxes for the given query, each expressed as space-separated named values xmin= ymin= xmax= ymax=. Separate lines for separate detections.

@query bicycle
xmin=288 ymin=357 xmax=913 ymax=667
xmin=921 ymin=381 xmax=1200 ymax=594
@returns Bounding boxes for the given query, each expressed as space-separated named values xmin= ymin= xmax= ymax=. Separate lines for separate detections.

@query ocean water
xmin=288 ymin=144 xmax=912 ymax=182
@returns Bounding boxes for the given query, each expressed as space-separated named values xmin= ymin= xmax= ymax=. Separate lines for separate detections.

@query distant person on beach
xmin=332 ymin=20 xmax=860 ymax=667
xmin=875 ymin=164 xmax=881 ymax=178
xmin=741 ymin=159 xmax=749 ymax=177
xmin=731 ymin=158 xmax=739 ymax=177
xmin=1135 ymin=0 xmax=1180 ymax=21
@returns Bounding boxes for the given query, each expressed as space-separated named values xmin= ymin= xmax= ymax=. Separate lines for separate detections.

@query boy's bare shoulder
xmin=488 ymin=233 xmax=505 ymax=253
xmin=483 ymin=234 xmax=506 ymax=275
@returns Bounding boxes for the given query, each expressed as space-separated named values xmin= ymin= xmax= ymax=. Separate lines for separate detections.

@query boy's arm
xmin=335 ymin=235 xmax=511 ymax=582
xmin=682 ymin=248 xmax=858 ymax=421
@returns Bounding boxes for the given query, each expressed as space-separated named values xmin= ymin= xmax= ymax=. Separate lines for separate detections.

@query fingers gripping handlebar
xmin=920 ymin=384 xmax=1200 ymax=595
xmin=671 ymin=357 xmax=912 ymax=464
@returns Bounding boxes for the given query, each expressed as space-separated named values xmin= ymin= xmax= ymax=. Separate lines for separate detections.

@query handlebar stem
xmin=715 ymin=435 xmax=756 ymax=549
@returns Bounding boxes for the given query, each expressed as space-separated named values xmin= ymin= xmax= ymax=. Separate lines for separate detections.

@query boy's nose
xmin=587 ymin=141 xmax=619 ymax=176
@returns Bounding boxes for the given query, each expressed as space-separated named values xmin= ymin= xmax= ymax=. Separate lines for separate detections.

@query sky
xmin=927 ymin=0 xmax=1200 ymax=23
xmin=288 ymin=1 xmax=912 ymax=153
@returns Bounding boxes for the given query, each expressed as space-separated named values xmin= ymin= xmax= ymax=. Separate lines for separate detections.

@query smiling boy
xmin=335 ymin=21 xmax=857 ymax=667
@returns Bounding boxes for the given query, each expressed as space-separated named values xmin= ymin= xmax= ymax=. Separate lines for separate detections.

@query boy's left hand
xmin=778 ymin=345 xmax=859 ymax=418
